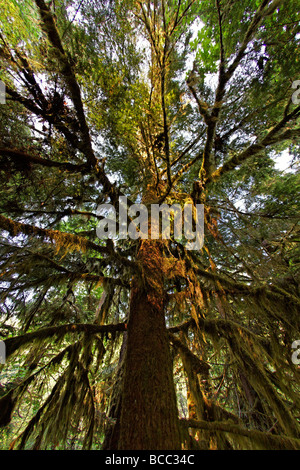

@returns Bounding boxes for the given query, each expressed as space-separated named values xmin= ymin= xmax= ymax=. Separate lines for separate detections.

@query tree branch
xmin=4 ymin=322 xmax=127 ymax=359
xmin=34 ymin=0 xmax=98 ymax=169
xmin=209 ymin=106 xmax=300 ymax=182
xmin=0 ymin=147 xmax=88 ymax=173
xmin=180 ymin=418 xmax=300 ymax=450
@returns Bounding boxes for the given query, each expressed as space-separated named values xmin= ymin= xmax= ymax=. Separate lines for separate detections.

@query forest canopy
xmin=0 ymin=0 xmax=299 ymax=450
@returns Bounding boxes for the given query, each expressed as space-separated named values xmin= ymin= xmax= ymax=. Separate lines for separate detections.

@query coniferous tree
xmin=0 ymin=0 xmax=299 ymax=450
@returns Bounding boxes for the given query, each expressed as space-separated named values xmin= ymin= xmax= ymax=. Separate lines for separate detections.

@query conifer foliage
xmin=0 ymin=0 xmax=299 ymax=450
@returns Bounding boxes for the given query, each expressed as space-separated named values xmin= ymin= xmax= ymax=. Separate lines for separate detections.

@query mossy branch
xmin=0 ymin=214 xmax=136 ymax=269
xmin=34 ymin=0 xmax=97 ymax=169
xmin=180 ymin=418 xmax=300 ymax=450
xmin=4 ymin=322 xmax=126 ymax=359
xmin=0 ymin=147 xmax=89 ymax=173
xmin=169 ymin=332 xmax=211 ymax=375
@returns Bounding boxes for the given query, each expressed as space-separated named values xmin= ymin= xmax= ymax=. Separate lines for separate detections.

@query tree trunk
xmin=117 ymin=239 xmax=182 ymax=450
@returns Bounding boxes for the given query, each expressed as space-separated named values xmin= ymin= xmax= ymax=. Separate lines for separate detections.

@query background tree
xmin=0 ymin=0 xmax=299 ymax=450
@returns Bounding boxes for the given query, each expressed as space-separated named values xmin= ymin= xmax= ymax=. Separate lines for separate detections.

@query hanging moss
xmin=4 ymin=322 xmax=126 ymax=359
xmin=0 ymin=389 xmax=15 ymax=427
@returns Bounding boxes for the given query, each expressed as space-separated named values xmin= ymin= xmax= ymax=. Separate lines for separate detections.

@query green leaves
xmin=0 ymin=0 xmax=41 ymax=49
xmin=191 ymin=27 xmax=219 ymax=74
xmin=0 ymin=0 xmax=300 ymax=450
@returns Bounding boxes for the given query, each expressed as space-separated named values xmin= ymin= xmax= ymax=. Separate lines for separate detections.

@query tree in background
xmin=0 ymin=0 xmax=299 ymax=450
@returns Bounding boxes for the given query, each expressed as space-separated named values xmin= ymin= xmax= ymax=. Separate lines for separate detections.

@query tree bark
xmin=117 ymin=239 xmax=182 ymax=450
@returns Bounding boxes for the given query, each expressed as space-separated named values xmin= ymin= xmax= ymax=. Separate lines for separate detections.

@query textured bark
xmin=117 ymin=240 xmax=181 ymax=450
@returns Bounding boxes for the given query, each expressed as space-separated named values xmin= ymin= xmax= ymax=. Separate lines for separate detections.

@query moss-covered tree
xmin=0 ymin=0 xmax=299 ymax=450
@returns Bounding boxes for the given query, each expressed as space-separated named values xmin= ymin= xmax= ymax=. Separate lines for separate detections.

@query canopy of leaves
xmin=0 ymin=0 xmax=299 ymax=450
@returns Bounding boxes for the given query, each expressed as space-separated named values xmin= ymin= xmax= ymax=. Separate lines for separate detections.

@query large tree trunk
xmin=116 ymin=239 xmax=182 ymax=450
